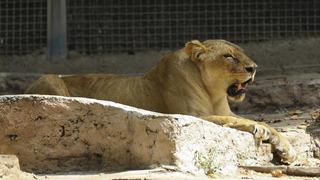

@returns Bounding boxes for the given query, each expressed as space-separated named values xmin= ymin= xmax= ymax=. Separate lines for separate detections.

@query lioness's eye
xmin=223 ymin=54 xmax=239 ymax=63
xmin=195 ymin=52 xmax=202 ymax=58
xmin=223 ymin=54 xmax=233 ymax=58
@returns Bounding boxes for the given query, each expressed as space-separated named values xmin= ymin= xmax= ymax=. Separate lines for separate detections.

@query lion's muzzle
xmin=227 ymin=78 xmax=252 ymax=97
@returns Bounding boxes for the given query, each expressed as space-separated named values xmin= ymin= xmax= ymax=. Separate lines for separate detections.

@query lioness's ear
xmin=184 ymin=40 xmax=207 ymax=60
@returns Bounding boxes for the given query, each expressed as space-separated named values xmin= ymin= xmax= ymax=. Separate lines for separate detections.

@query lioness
xmin=26 ymin=40 xmax=296 ymax=163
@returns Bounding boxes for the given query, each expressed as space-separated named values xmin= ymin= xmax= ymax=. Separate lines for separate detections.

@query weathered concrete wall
xmin=242 ymin=38 xmax=320 ymax=76
xmin=0 ymin=95 xmax=319 ymax=176
xmin=0 ymin=95 xmax=273 ymax=175
xmin=0 ymin=38 xmax=319 ymax=75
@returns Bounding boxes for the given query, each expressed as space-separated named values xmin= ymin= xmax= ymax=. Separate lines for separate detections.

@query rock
xmin=1 ymin=95 xmax=319 ymax=176
xmin=283 ymin=129 xmax=315 ymax=161
xmin=0 ymin=155 xmax=35 ymax=180
xmin=307 ymin=121 xmax=320 ymax=159
xmin=0 ymin=95 xmax=273 ymax=175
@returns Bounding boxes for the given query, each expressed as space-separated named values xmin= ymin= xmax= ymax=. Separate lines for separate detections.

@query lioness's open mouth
xmin=227 ymin=78 xmax=252 ymax=97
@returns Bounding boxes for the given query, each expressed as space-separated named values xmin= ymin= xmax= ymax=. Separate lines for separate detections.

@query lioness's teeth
xmin=236 ymin=83 xmax=242 ymax=90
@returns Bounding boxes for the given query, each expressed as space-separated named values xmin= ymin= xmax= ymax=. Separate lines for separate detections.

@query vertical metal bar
xmin=47 ymin=0 xmax=67 ymax=60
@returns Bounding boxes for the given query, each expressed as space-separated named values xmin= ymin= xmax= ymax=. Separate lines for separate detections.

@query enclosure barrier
xmin=0 ymin=0 xmax=319 ymax=56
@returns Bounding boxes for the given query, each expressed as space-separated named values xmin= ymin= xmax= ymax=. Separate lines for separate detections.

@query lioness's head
xmin=185 ymin=39 xmax=257 ymax=102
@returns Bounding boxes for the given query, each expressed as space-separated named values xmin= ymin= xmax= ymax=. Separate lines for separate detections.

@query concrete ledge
xmin=0 ymin=95 xmax=275 ymax=175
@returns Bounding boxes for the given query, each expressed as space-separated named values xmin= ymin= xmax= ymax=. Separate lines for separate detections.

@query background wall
xmin=0 ymin=37 xmax=319 ymax=75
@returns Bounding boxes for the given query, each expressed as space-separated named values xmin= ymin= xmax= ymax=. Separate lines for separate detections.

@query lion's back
xmin=63 ymin=74 xmax=167 ymax=112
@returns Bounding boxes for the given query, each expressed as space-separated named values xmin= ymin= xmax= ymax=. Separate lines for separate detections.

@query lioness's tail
xmin=25 ymin=74 xmax=70 ymax=96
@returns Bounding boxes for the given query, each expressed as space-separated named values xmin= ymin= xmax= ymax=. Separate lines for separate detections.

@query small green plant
xmin=195 ymin=148 xmax=220 ymax=177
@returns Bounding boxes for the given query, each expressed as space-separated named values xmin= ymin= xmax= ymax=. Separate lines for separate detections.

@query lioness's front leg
xmin=202 ymin=115 xmax=296 ymax=164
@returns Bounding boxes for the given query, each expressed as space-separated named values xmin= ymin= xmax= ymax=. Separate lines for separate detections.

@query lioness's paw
xmin=252 ymin=124 xmax=270 ymax=141
xmin=281 ymin=145 xmax=297 ymax=164
xmin=274 ymin=138 xmax=297 ymax=164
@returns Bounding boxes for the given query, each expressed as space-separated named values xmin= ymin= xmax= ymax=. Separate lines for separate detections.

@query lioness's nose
xmin=245 ymin=66 xmax=256 ymax=74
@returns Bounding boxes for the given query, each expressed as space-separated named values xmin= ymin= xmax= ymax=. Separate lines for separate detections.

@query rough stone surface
xmin=0 ymin=155 xmax=34 ymax=180
xmin=0 ymin=95 xmax=273 ymax=175
xmin=307 ymin=120 xmax=320 ymax=159
xmin=1 ymin=95 xmax=319 ymax=177
xmin=244 ymin=110 xmax=320 ymax=168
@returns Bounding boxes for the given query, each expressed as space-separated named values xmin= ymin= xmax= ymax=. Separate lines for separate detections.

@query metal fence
xmin=67 ymin=0 xmax=320 ymax=54
xmin=0 ymin=0 xmax=47 ymax=55
xmin=1 ymin=0 xmax=320 ymax=55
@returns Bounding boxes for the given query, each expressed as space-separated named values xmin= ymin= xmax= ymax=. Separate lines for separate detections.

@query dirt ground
xmin=37 ymin=168 xmax=320 ymax=180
